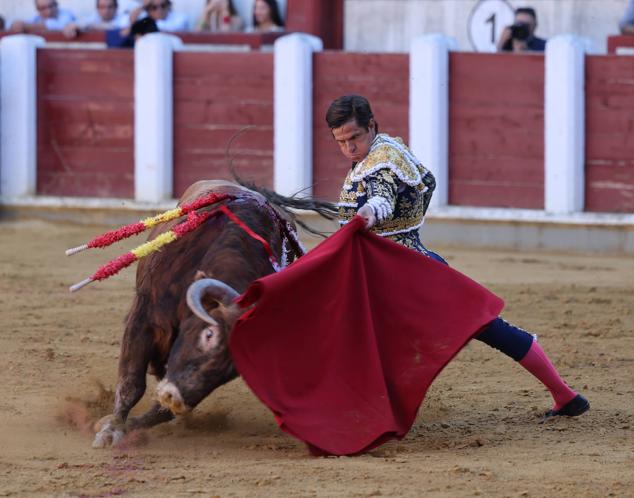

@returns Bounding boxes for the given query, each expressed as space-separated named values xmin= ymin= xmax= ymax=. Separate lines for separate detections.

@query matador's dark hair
xmin=325 ymin=94 xmax=379 ymax=133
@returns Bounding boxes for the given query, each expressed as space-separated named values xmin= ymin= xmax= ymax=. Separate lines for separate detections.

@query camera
xmin=510 ymin=22 xmax=531 ymax=41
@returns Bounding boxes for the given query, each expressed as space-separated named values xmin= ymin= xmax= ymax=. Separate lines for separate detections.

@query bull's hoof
xmin=92 ymin=415 xmax=126 ymax=448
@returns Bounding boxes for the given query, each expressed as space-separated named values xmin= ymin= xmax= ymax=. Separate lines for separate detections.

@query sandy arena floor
xmin=0 ymin=217 xmax=633 ymax=497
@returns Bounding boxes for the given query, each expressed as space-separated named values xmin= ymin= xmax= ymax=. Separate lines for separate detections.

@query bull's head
xmin=157 ymin=278 xmax=243 ymax=415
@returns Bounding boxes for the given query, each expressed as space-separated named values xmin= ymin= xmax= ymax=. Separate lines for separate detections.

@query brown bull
xmin=92 ymin=179 xmax=323 ymax=448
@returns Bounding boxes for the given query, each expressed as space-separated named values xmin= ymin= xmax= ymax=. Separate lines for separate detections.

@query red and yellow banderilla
xmin=65 ymin=192 xmax=232 ymax=256
xmin=66 ymin=192 xmax=283 ymax=293
xmin=68 ymin=209 xmax=221 ymax=292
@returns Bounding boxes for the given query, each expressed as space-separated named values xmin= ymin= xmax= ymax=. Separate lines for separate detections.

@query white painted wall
xmin=1 ymin=0 xmax=286 ymax=31
xmin=344 ymin=0 xmax=627 ymax=53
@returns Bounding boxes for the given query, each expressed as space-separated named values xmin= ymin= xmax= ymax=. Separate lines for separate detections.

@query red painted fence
xmin=36 ymin=49 xmax=134 ymax=197
xmin=33 ymin=48 xmax=634 ymax=213
xmin=585 ymin=55 xmax=634 ymax=212
xmin=449 ymin=52 xmax=545 ymax=209
xmin=172 ymin=52 xmax=274 ymax=197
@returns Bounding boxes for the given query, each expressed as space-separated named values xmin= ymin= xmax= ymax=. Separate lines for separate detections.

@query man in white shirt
xmin=63 ymin=0 xmax=130 ymax=38
xmin=128 ymin=0 xmax=189 ymax=32
xmin=9 ymin=0 xmax=76 ymax=33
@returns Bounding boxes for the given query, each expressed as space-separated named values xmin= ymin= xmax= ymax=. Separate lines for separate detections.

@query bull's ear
xmin=194 ymin=270 xmax=209 ymax=281
xmin=218 ymin=301 xmax=244 ymax=332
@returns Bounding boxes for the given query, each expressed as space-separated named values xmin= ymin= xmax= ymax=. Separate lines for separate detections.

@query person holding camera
xmin=497 ymin=6 xmax=546 ymax=53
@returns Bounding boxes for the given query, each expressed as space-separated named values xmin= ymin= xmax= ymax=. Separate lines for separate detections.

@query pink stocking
xmin=519 ymin=340 xmax=577 ymax=410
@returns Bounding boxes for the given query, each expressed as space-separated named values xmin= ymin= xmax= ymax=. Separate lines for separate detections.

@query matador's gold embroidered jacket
xmin=338 ymin=133 xmax=436 ymax=253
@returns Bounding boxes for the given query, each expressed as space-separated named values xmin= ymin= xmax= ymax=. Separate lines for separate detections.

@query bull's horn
xmin=186 ymin=278 xmax=240 ymax=326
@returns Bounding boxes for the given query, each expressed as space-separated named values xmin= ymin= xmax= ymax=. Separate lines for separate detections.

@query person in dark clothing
xmin=497 ymin=6 xmax=546 ymax=53
xmin=107 ymin=16 xmax=158 ymax=47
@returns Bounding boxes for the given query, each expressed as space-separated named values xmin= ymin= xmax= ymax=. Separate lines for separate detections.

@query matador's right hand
xmin=357 ymin=204 xmax=376 ymax=230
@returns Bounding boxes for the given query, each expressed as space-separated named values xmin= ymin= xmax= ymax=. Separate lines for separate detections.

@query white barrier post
xmin=0 ymin=35 xmax=45 ymax=197
xmin=545 ymin=35 xmax=586 ymax=214
xmin=134 ymin=33 xmax=183 ymax=203
xmin=274 ymin=33 xmax=323 ymax=197
xmin=409 ymin=34 xmax=456 ymax=210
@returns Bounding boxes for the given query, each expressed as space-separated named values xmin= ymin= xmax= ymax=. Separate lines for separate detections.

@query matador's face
xmin=331 ymin=118 xmax=377 ymax=163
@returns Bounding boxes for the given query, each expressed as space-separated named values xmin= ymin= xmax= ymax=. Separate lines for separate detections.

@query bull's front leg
xmin=127 ymin=402 xmax=174 ymax=430
xmin=92 ymin=373 xmax=148 ymax=448
xmin=93 ymin=324 xmax=156 ymax=448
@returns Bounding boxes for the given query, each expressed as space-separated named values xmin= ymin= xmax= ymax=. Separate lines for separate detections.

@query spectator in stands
xmin=119 ymin=16 xmax=159 ymax=47
xmin=249 ymin=0 xmax=284 ymax=33
xmin=619 ymin=0 xmax=634 ymax=34
xmin=129 ymin=0 xmax=189 ymax=32
xmin=496 ymin=6 xmax=546 ymax=53
xmin=63 ymin=0 xmax=130 ymax=38
xmin=198 ymin=0 xmax=243 ymax=32
xmin=9 ymin=0 xmax=76 ymax=34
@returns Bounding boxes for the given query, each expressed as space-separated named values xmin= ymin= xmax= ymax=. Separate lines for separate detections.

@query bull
xmin=93 ymin=179 xmax=334 ymax=448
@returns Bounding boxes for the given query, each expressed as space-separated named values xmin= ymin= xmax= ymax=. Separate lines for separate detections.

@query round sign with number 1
xmin=468 ymin=0 xmax=515 ymax=52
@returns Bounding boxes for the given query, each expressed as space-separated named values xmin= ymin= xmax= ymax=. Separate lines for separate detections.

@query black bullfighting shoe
xmin=541 ymin=394 xmax=590 ymax=422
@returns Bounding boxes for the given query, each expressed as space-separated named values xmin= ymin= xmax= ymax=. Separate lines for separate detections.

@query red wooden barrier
xmin=449 ymin=52 xmax=545 ymax=209
xmin=29 ymin=47 xmax=634 ymax=214
xmin=171 ymin=32 xmax=284 ymax=49
xmin=606 ymin=35 xmax=634 ymax=54
xmin=585 ymin=55 xmax=634 ymax=213
xmin=172 ymin=52 xmax=274 ymax=197
xmin=312 ymin=52 xmax=409 ymax=200
xmin=36 ymin=49 xmax=134 ymax=197
xmin=0 ymin=30 xmax=284 ymax=49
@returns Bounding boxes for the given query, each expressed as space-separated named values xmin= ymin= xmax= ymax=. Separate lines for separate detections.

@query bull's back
xmin=133 ymin=181 xmax=281 ymax=314
xmin=141 ymin=180 xmax=266 ymax=249
xmin=179 ymin=180 xmax=260 ymax=205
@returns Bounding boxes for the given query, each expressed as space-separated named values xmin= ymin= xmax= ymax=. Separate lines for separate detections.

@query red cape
xmin=229 ymin=216 xmax=503 ymax=456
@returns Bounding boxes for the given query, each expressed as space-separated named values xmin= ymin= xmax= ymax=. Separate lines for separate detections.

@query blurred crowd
xmin=1 ymin=1 xmax=633 ymax=51
xmin=0 ymin=0 xmax=285 ymax=46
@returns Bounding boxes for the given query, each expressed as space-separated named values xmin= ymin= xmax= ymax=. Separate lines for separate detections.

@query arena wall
xmin=9 ymin=34 xmax=634 ymax=213
xmin=2 ymin=33 xmax=634 ymax=249
xmin=585 ymin=55 xmax=634 ymax=213
xmin=172 ymin=52 xmax=274 ymax=196
xmin=36 ymin=49 xmax=134 ymax=198
xmin=449 ymin=52 xmax=545 ymax=209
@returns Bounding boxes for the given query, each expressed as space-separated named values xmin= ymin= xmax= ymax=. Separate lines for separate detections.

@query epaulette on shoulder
xmin=349 ymin=135 xmax=422 ymax=186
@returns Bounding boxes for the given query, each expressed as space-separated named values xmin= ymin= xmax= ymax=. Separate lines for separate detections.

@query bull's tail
xmin=224 ymin=128 xmax=338 ymax=237
xmin=231 ymin=170 xmax=338 ymax=238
